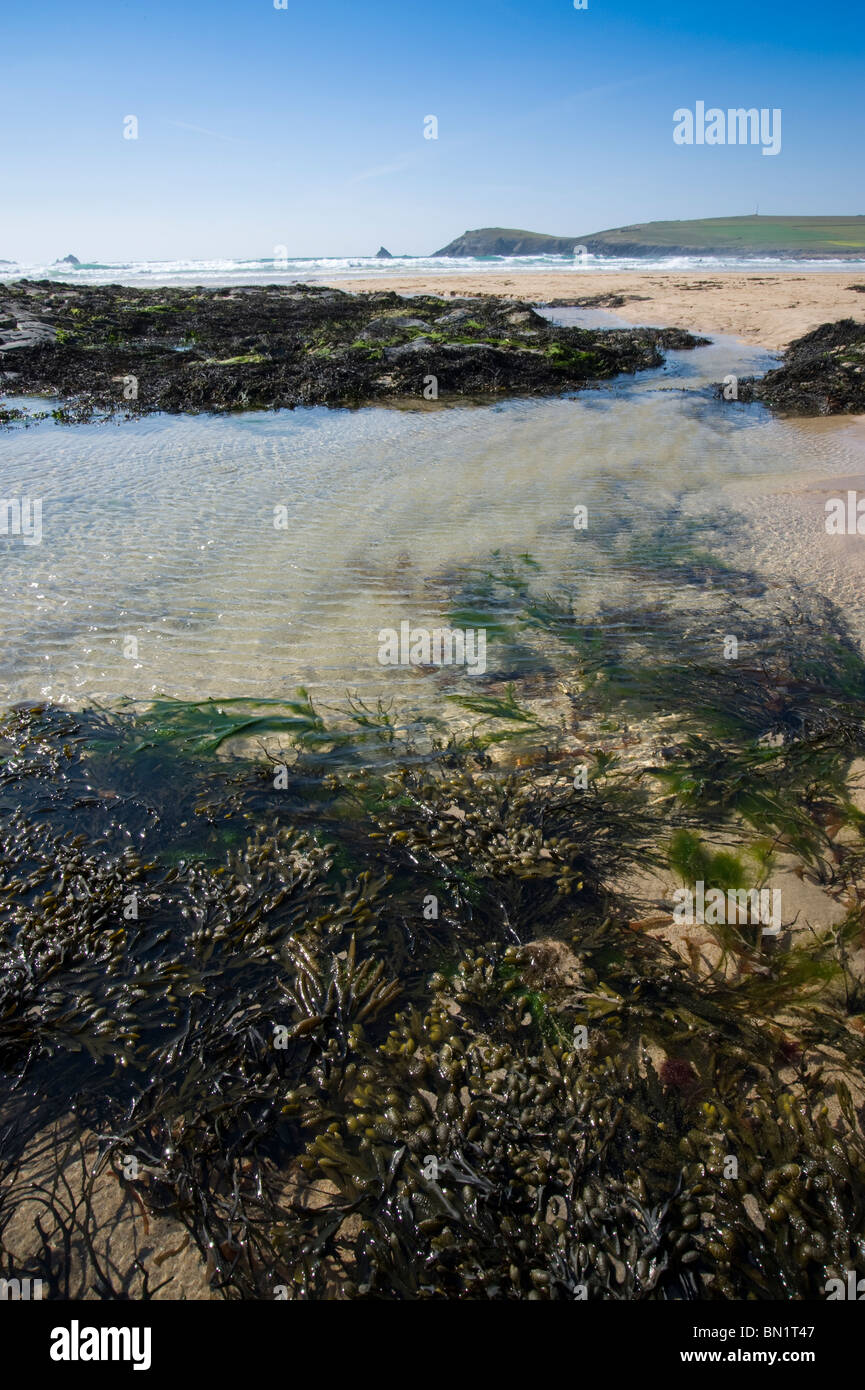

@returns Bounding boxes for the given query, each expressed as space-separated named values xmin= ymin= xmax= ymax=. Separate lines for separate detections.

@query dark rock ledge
xmin=732 ymin=319 xmax=865 ymax=415
xmin=0 ymin=280 xmax=707 ymax=423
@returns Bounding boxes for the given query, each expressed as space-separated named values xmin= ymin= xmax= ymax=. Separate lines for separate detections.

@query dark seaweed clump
xmin=0 ymin=280 xmax=706 ymax=420
xmin=733 ymin=319 xmax=865 ymax=415
xmin=1 ymin=556 xmax=865 ymax=1300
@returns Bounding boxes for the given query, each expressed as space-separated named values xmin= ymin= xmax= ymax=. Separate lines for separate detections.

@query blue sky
xmin=2 ymin=0 xmax=863 ymax=261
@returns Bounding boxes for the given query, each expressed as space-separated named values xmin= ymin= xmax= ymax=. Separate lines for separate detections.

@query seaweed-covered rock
xmin=0 ymin=280 xmax=708 ymax=421
xmin=733 ymin=319 xmax=865 ymax=415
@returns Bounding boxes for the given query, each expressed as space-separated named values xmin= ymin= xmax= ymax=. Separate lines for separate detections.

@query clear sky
xmin=2 ymin=0 xmax=863 ymax=261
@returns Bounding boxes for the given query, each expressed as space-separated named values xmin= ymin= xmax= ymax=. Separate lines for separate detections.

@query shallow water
xmin=2 ymin=328 xmax=864 ymax=717
xmin=4 ymin=320 xmax=865 ymax=1308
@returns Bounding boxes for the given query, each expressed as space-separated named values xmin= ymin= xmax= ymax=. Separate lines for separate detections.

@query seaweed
xmin=2 ymin=544 xmax=865 ymax=1300
xmin=123 ymin=691 xmax=337 ymax=754
xmin=0 ymin=282 xmax=707 ymax=420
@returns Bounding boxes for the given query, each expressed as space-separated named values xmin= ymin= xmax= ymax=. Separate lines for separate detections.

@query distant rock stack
xmin=375 ymin=246 xmax=394 ymax=259
xmin=56 ymin=254 xmax=81 ymax=266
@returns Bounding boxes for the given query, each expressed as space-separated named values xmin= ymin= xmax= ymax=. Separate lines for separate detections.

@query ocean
xmin=4 ymin=251 xmax=865 ymax=285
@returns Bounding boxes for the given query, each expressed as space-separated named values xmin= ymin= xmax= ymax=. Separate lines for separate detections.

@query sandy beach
xmin=332 ymin=270 xmax=865 ymax=352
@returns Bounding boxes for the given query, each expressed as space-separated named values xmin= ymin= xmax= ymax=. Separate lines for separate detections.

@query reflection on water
xmin=1 ymin=332 xmax=863 ymax=714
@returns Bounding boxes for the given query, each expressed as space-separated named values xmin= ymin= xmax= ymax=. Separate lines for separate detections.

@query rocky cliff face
xmin=433 ymin=228 xmax=581 ymax=257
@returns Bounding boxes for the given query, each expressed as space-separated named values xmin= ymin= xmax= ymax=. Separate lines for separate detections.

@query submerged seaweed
xmin=2 ymin=551 xmax=865 ymax=1300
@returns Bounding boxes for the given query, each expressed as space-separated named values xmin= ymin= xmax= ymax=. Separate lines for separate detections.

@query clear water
xmin=2 ymin=328 xmax=864 ymax=717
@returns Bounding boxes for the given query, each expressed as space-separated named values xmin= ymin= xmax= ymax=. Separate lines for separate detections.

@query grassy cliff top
xmin=580 ymin=215 xmax=865 ymax=257
xmin=434 ymin=217 xmax=865 ymax=259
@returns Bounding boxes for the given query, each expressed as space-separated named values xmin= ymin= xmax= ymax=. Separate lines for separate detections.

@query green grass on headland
xmin=582 ymin=216 xmax=865 ymax=258
xmin=434 ymin=216 xmax=865 ymax=260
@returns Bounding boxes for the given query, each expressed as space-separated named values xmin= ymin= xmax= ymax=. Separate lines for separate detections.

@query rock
xmin=374 ymin=246 xmax=393 ymax=259
xmin=359 ymin=315 xmax=431 ymax=340
xmin=505 ymin=308 xmax=543 ymax=329
xmin=544 ymin=292 xmax=651 ymax=309
xmin=383 ymin=339 xmax=435 ymax=359
xmin=433 ymin=227 xmax=582 ymax=257
xmin=56 ymin=254 xmax=80 ymax=266
xmin=433 ymin=309 xmax=476 ymax=327
xmin=0 ymin=299 xmax=56 ymax=350
xmin=0 ymin=280 xmax=707 ymax=420
xmin=733 ymin=319 xmax=865 ymax=415
xmin=0 ymin=323 xmax=56 ymax=350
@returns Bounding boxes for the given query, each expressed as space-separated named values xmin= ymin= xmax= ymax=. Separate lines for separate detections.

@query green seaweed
xmin=125 ymin=691 xmax=338 ymax=753
xmin=667 ymin=830 xmax=746 ymax=892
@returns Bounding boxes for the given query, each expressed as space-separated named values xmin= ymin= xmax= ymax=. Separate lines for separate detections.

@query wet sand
xmin=330 ymin=271 xmax=865 ymax=352
xmin=727 ymin=414 xmax=865 ymax=647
